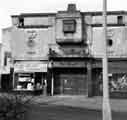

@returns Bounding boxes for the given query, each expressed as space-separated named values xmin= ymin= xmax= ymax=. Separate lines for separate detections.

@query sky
xmin=0 ymin=0 xmax=127 ymax=42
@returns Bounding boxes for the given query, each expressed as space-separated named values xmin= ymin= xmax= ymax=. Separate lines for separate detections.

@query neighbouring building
xmin=2 ymin=4 xmax=127 ymax=97
xmin=1 ymin=28 xmax=12 ymax=91
xmin=0 ymin=43 xmax=2 ymax=89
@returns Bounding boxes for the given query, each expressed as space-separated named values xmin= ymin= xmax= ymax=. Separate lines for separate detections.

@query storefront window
xmin=15 ymin=72 xmax=46 ymax=91
xmin=98 ymin=72 xmax=127 ymax=93
xmin=109 ymin=73 xmax=127 ymax=92
xmin=16 ymin=73 xmax=34 ymax=90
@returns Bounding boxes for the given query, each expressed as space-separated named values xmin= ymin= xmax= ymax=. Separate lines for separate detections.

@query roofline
xmin=81 ymin=11 xmax=127 ymax=16
xmin=11 ymin=13 xmax=56 ymax=18
xmin=20 ymin=13 xmax=56 ymax=17
xmin=11 ymin=15 xmax=19 ymax=18
xmin=11 ymin=10 xmax=127 ymax=18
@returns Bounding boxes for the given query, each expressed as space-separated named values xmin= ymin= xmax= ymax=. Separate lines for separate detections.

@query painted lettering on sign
xmin=14 ymin=62 xmax=47 ymax=72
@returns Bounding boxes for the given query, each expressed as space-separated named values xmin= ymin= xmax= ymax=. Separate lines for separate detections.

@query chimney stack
xmin=67 ymin=4 xmax=77 ymax=12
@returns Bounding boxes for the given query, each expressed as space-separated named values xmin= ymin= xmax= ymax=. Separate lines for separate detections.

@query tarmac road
xmin=26 ymin=103 xmax=127 ymax=120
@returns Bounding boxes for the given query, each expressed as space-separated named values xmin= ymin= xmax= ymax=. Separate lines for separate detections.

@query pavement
xmin=1 ymin=92 xmax=127 ymax=112
xmin=31 ymin=95 xmax=127 ymax=112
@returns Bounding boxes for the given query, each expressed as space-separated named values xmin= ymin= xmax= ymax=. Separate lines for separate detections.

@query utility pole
xmin=102 ymin=0 xmax=112 ymax=120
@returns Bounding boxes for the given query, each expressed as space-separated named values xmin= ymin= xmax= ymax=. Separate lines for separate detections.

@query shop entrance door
xmin=60 ymin=74 xmax=87 ymax=95
xmin=1 ymin=74 xmax=11 ymax=91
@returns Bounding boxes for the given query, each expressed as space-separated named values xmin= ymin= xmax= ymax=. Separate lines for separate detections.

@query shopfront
xmin=51 ymin=60 xmax=91 ymax=95
xmin=1 ymin=65 xmax=12 ymax=91
xmin=13 ymin=61 xmax=47 ymax=94
xmin=108 ymin=61 xmax=127 ymax=98
xmin=93 ymin=59 xmax=127 ymax=98
xmin=54 ymin=70 xmax=87 ymax=95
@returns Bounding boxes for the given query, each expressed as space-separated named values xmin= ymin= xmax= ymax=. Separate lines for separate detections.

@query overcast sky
xmin=0 ymin=0 xmax=127 ymax=42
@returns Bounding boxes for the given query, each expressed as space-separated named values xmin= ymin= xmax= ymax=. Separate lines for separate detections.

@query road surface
xmin=25 ymin=103 xmax=127 ymax=120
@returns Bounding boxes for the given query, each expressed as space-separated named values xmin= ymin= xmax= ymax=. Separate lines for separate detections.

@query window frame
xmin=107 ymin=39 xmax=113 ymax=47
xmin=117 ymin=16 xmax=123 ymax=24
xmin=63 ymin=19 xmax=76 ymax=33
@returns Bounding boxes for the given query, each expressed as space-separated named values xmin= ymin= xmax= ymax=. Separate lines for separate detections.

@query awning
xmin=14 ymin=61 xmax=47 ymax=73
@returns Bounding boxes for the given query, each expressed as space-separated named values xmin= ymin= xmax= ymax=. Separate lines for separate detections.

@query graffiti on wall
xmin=110 ymin=74 xmax=127 ymax=92
xmin=98 ymin=73 xmax=127 ymax=92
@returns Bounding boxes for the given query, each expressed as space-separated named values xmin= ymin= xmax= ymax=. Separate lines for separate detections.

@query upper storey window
xmin=19 ymin=17 xmax=24 ymax=27
xmin=117 ymin=16 xmax=123 ymax=24
xmin=63 ymin=20 xmax=76 ymax=33
xmin=18 ymin=16 xmax=51 ymax=28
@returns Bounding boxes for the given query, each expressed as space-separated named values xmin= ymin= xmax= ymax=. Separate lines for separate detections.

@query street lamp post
xmin=51 ymin=62 xmax=54 ymax=96
xmin=102 ymin=0 xmax=112 ymax=120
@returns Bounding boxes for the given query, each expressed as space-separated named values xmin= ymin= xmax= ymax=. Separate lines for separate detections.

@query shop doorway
xmin=60 ymin=74 xmax=87 ymax=95
xmin=1 ymin=74 xmax=12 ymax=91
xmin=34 ymin=72 xmax=47 ymax=90
xmin=54 ymin=68 xmax=87 ymax=95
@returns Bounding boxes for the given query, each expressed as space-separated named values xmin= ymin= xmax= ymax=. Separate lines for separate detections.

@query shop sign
xmin=53 ymin=61 xmax=86 ymax=68
xmin=14 ymin=62 xmax=47 ymax=72
xmin=49 ymin=45 xmax=88 ymax=58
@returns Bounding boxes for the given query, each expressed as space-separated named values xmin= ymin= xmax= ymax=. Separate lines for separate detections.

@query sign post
xmin=102 ymin=0 xmax=112 ymax=120
xmin=48 ymin=61 xmax=54 ymax=96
